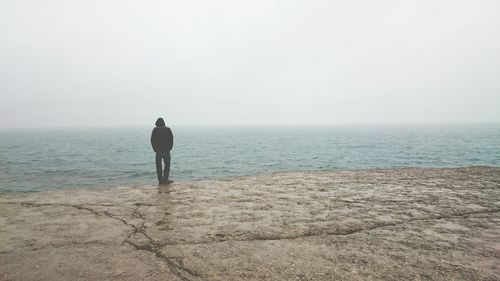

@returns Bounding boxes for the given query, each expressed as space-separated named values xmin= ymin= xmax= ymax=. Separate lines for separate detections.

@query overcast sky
xmin=1 ymin=0 xmax=499 ymax=127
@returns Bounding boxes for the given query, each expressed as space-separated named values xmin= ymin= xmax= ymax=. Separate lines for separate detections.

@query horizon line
xmin=1 ymin=122 xmax=500 ymax=130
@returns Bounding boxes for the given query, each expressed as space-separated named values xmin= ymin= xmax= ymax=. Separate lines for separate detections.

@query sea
xmin=1 ymin=124 xmax=499 ymax=193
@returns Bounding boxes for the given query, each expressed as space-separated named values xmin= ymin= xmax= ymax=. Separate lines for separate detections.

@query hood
xmin=155 ymin=118 xmax=165 ymax=126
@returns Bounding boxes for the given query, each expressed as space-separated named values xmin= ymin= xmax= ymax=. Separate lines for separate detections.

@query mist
xmin=1 ymin=0 xmax=499 ymax=128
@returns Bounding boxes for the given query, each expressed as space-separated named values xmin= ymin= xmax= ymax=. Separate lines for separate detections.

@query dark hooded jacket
xmin=151 ymin=118 xmax=173 ymax=153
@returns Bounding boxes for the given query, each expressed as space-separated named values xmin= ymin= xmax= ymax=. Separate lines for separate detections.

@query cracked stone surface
xmin=0 ymin=167 xmax=499 ymax=281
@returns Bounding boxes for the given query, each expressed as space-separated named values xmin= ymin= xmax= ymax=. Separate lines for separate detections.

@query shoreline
xmin=1 ymin=166 xmax=499 ymax=280
xmin=2 ymin=165 xmax=499 ymax=195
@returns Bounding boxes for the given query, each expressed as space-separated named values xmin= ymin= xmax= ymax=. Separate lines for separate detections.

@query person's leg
xmin=163 ymin=152 xmax=171 ymax=182
xmin=155 ymin=153 xmax=163 ymax=184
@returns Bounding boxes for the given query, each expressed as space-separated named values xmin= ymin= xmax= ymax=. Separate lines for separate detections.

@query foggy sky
xmin=1 ymin=0 xmax=499 ymax=128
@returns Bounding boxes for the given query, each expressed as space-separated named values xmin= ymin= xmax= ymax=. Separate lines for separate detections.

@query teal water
xmin=1 ymin=125 xmax=499 ymax=193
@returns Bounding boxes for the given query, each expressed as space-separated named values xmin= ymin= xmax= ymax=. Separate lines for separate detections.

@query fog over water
xmin=1 ymin=1 xmax=500 ymax=128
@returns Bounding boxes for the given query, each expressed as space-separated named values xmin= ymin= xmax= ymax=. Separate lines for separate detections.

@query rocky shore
xmin=1 ymin=167 xmax=499 ymax=280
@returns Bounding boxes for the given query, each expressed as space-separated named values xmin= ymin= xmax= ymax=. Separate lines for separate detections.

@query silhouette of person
xmin=150 ymin=117 xmax=174 ymax=184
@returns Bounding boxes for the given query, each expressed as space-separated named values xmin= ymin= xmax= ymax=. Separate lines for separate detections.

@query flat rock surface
xmin=1 ymin=167 xmax=499 ymax=281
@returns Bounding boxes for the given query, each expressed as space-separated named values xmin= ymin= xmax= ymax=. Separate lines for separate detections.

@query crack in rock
xmin=4 ymin=201 xmax=498 ymax=280
xmin=163 ymin=208 xmax=500 ymax=246
xmin=87 ymin=207 xmax=205 ymax=281
xmin=2 ymin=201 xmax=203 ymax=281
xmin=31 ymin=240 xmax=114 ymax=251
xmin=116 ymin=206 xmax=204 ymax=281
xmin=124 ymin=239 xmax=203 ymax=281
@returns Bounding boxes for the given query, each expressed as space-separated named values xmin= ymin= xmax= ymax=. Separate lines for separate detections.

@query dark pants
xmin=155 ymin=152 xmax=171 ymax=183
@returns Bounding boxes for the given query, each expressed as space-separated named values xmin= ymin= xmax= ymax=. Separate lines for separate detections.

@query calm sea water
xmin=1 ymin=125 xmax=499 ymax=193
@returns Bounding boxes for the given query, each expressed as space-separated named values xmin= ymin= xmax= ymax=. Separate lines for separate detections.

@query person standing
xmin=150 ymin=117 xmax=174 ymax=184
